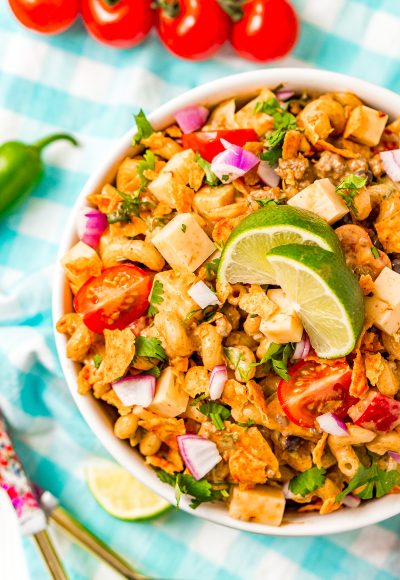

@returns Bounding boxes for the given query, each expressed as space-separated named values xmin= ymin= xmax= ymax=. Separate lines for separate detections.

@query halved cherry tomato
xmin=81 ymin=0 xmax=153 ymax=49
xmin=74 ymin=265 xmax=152 ymax=334
xmin=8 ymin=0 xmax=79 ymax=34
xmin=277 ymin=360 xmax=356 ymax=428
xmin=182 ymin=129 xmax=259 ymax=162
xmin=348 ymin=391 xmax=400 ymax=432
xmin=156 ymin=0 xmax=230 ymax=61
xmin=230 ymin=0 xmax=299 ymax=63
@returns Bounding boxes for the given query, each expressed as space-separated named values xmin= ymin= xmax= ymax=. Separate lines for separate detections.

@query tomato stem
xmin=152 ymin=0 xmax=180 ymax=18
xmin=103 ymin=0 xmax=122 ymax=6
xmin=217 ymin=0 xmax=246 ymax=22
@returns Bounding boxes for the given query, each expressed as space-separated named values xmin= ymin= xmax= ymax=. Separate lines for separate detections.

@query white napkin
xmin=0 ymin=488 xmax=29 ymax=580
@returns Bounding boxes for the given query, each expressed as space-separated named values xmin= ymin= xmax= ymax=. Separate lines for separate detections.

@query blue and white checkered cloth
xmin=1 ymin=1 xmax=400 ymax=578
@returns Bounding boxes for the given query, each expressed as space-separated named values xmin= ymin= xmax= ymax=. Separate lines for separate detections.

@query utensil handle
xmin=49 ymin=507 xmax=145 ymax=579
xmin=33 ymin=530 xmax=69 ymax=580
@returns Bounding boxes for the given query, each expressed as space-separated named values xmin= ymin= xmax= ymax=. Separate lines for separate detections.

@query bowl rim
xmin=52 ymin=67 xmax=400 ymax=536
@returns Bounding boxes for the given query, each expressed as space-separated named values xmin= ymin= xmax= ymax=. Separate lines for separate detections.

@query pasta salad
xmin=57 ymin=86 xmax=400 ymax=526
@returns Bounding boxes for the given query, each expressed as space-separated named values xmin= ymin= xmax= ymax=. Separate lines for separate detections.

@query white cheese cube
xmin=229 ymin=486 xmax=285 ymax=526
xmin=151 ymin=213 xmax=215 ymax=272
xmin=344 ymin=105 xmax=388 ymax=147
xmin=148 ymin=367 xmax=189 ymax=418
xmin=287 ymin=178 xmax=349 ymax=224
xmin=260 ymin=313 xmax=303 ymax=343
xmin=365 ymin=296 xmax=400 ymax=335
xmin=148 ymin=149 xmax=195 ymax=206
xmin=373 ymin=267 xmax=400 ymax=309
xmin=267 ymin=289 xmax=295 ymax=313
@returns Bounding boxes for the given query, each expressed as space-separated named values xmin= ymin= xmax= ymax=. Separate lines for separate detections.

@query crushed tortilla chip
xmin=364 ymin=352 xmax=385 ymax=386
xmin=298 ymin=501 xmax=323 ymax=513
xmin=221 ymin=379 xmax=269 ymax=426
xmin=138 ymin=413 xmax=186 ymax=449
xmin=315 ymin=139 xmax=359 ymax=159
xmin=228 ymin=425 xmax=280 ymax=484
xmin=238 ymin=285 xmax=278 ymax=320
xmin=359 ymin=274 xmax=375 ymax=296
xmin=350 ymin=350 xmax=369 ymax=398
xmin=102 ymin=329 xmax=136 ymax=384
xmin=312 ymin=432 xmax=329 ymax=468
xmin=141 ymin=131 xmax=182 ymax=160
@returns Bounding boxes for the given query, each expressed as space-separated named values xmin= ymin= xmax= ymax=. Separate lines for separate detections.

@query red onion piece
xmin=257 ymin=159 xmax=280 ymax=187
xmin=292 ymin=333 xmax=311 ymax=361
xmin=188 ymin=281 xmax=220 ymax=309
xmin=342 ymin=494 xmax=361 ymax=508
xmin=77 ymin=207 xmax=107 ymax=248
xmin=389 ymin=451 xmax=400 ymax=463
xmin=380 ymin=149 xmax=400 ymax=182
xmin=316 ymin=412 xmax=348 ymax=436
xmin=177 ymin=435 xmax=222 ymax=480
xmin=174 ymin=106 xmax=209 ymax=134
xmin=211 ymin=139 xmax=259 ymax=184
xmin=209 ymin=365 xmax=227 ymax=400
xmin=112 ymin=375 xmax=156 ymax=407
xmin=276 ymin=89 xmax=295 ymax=102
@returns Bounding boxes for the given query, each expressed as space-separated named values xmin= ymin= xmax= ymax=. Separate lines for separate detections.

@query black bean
xmin=392 ymin=259 xmax=400 ymax=274
xmin=284 ymin=436 xmax=302 ymax=452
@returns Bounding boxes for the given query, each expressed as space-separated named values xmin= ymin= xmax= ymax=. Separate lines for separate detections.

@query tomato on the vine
xmin=81 ymin=0 xmax=154 ymax=49
xmin=8 ymin=0 xmax=79 ymax=34
xmin=155 ymin=0 xmax=231 ymax=61
xmin=74 ymin=264 xmax=153 ymax=334
xmin=230 ymin=0 xmax=299 ymax=63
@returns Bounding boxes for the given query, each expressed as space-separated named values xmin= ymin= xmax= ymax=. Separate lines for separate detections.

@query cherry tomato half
xmin=348 ymin=391 xmax=400 ymax=432
xmin=74 ymin=265 xmax=153 ymax=334
xmin=81 ymin=0 xmax=153 ymax=49
xmin=277 ymin=360 xmax=356 ymax=428
xmin=8 ymin=0 xmax=79 ymax=34
xmin=156 ymin=0 xmax=230 ymax=61
xmin=230 ymin=0 xmax=299 ymax=63
xmin=182 ymin=129 xmax=259 ymax=162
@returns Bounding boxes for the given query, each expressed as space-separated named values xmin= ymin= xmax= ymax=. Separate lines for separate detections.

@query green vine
xmin=217 ymin=0 xmax=247 ymax=22
xmin=152 ymin=0 xmax=180 ymax=18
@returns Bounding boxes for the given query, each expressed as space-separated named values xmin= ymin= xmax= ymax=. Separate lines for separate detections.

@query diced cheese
xmin=365 ymin=296 xmax=400 ymax=335
xmin=151 ymin=213 xmax=215 ymax=272
xmin=373 ymin=267 xmax=400 ymax=309
xmin=148 ymin=367 xmax=189 ymax=418
xmin=148 ymin=149 xmax=195 ymax=206
xmin=267 ymin=289 xmax=295 ymax=312
xmin=287 ymin=178 xmax=349 ymax=224
xmin=228 ymin=485 xmax=285 ymax=526
xmin=344 ymin=105 xmax=388 ymax=147
xmin=259 ymin=289 xmax=304 ymax=343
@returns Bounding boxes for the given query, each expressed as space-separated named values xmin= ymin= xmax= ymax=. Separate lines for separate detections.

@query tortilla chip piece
xmin=146 ymin=448 xmax=184 ymax=473
xmin=350 ymin=350 xmax=369 ymax=398
xmin=238 ymin=285 xmax=277 ymax=320
xmin=228 ymin=425 xmax=280 ymax=484
xmin=360 ymin=331 xmax=383 ymax=352
xmin=298 ymin=502 xmax=323 ymax=513
xmin=138 ymin=414 xmax=186 ymax=449
xmin=102 ymin=329 xmax=136 ymax=384
xmin=312 ymin=433 xmax=329 ymax=468
xmin=359 ymin=274 xmax=375 ymax=296
xmin=364 ymin=352 xmax=385 ymax=386
xmin=315 ymin=139 xmax=359 ymax=159
xmin=221 ymin=379 xmax=269 ymax=426
xmin=141 ymin=131 xmax=182 ymax=160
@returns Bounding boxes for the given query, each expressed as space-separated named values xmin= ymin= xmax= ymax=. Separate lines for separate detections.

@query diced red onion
xmin=112 ymin=375 xmax=156 ymax=407
xmin=380 ymin=149 xmax=400 ymax=182
xmin=342 ymin=494 xmax=361 ymax=508
xmin=316 ymin=412 xmax=348 ymax=436
xmin=389 ymin=451 xmax=400 ymax=463
xmin=211 ymin=139 xmax=259 ymax=184
xmin=177 ymin=435 xmax=222 ymax=480
xmin=188 ymin=281 xmax=221 ymax=309
xmin=276 ymin=89 xmax=295 ymax=102
xmin=292 ymin=333 xmax=311 ymax=360
xmin=174 ymin=106 xmax=209 ymax=134
xmin=77 ymin=207 xmax=107 ymax=248
xmin=257 ymin=159 xmax=280 ymax=187
xmin=209 ymin=365 xmax=227 ymax=400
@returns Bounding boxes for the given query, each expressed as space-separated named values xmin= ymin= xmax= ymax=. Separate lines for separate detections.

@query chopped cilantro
xmin=148 ymin=280 xmax=164 ymax=317
xmin=181 ymin=223 xmax=187 ymax=233
xmin=195 ymin=152 xmax=219 ymax=186
xmin=155 ymin=470 xmax=229 ymax=509
xmin=371 ymin=246 xmax=380 ymax=259
xmin=221 ymin=174 xmax=230 ymax=182
xmin=133 ymin=110 xmax=154 ymax=145
xmin=205 ymin=257 xmax=220 ymax=280
xmin=155 ymin=469 xmax=176 ymax=486
xmin=146 ymin=366 xmax=161 ymax=378
xmin=198 ymin=401 xmax=231 ymax=430
xmin=134 ymin=336 xmax=166 ymax=361
xmin=184 ymin=305 xmax=218 ymax=324
xmin=255 ymin=199 xmax=278 ymax=209
xmin=336 ymin=174 xmax=367 ymax=215
xmin=337 ymin=464 xmax=400 ymax=502
xmin=260 ymin=146 xmax=282 ymax=167
xmin=93 ymin=354 xmax=102 ymax=369
xmin=137 ymin=150 xmax=155 ymax=192
xmin=190 ymin=393 xmax=208 ymax=406
xmin=255 ymin=98 xmax=297 ymax=167
xmin=107 ymin=190 xmax=154 ymax=224
xmin=247 ymin=342 xmax=293 ymax=380
xmin=236 ymin=419 xmax=255 ymax=431
xmin=289 ymin=467 xmax=326 ymax=497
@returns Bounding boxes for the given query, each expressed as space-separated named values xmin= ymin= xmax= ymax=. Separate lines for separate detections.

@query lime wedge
xmin=86 ymin=459 xmax=170 ymax=520
xmin=266 ymin=244 xmax=364 ymax=358
xmin=218 ymin=205 xmax=344 ymax=285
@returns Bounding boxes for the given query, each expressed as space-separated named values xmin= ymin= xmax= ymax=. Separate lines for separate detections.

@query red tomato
xmin=81 ymin=0 xmax=153 ymax=49
xmin=182 ymin=129 xmax=259 ymax=162
xmin=348 ymin=391 xmax=400 ymax=432
xmin=278 ymin=360 xmax=356 ymax=428
xmin=156 ymin=0 xmax=230 ymax=61
xmin=8 ymin=0 xmax=79 ymax=34
xmin=230 ymin=0 xmax=299 ymax=63
xmin=74 ymin=265 xmax=153 ymax=334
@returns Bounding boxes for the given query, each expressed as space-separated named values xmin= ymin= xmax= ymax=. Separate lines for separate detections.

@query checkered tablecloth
xmin=1 ymin=1 xmax=400 ymax=578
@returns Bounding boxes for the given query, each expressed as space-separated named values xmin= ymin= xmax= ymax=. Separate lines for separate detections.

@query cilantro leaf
xmin=289 ymin=467 xmax=326 ymax=497
xmin=107 ymin=190 xmax=154 ymax=224
xmin=147 ymin=366 xmax=161 ymax=378
xmin=371 ymin=246 xmax=380 ymax=259
xmin=133 ymin=110 xmax=154 ymax=145
xmin=184 ymin=305 xmax=219 ymax=325
xmin=181 ymin=223 xmax=187 ymax=233
xmin=93 ymin=354 xmax=102 ymax=369
xmin=205 ymin=257 xmax=220 ymax=280
xmin=137 ymin=150 xmax=155 ymax=192
xmin=134 ymin=336 xmax=166 ymax=361
xmin=336 ymin=464 xmax=400 ymax=502
xmin=248 ymin=342 xmax=293 ymax=381
xmin=198 ymin=402 xmax=231 ymax=430
xmin=260 ymin=146 xmax=282 ymax=167
xmin=255 ymin=98 xmax=296 ymax=167
xmin=148 ymin=280 xmax=164 ymax=317
xmin=155 ymin=470 xmax=229 ymax=509
xmin=236 ymin=419 xmax=255 ymax=431
xmin=195 ymin=152 xmax=219 ymax=186
xmin=155 ymin=469 xmax=177 ymax=486
xmin=255 ymin=199 xmax=278 ymax=209
xmin=336 ymin=174 xmax=367 ymax=215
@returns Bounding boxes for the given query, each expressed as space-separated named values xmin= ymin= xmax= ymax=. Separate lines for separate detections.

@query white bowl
xmin=53 ymin=67 xmax=400 ymax=536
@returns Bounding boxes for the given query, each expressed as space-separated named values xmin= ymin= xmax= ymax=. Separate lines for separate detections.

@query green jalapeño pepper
xmin=0 ymin=132 xmax=78 ymax=215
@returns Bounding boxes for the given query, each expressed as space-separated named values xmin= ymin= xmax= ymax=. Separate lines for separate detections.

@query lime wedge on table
xmin=86 ymin=459 xmax=170 ymax=520
xmin=218 ymin=205 xmax=344 ymax=285
xmin=266 ymin=244 xmax=364 ymax=358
